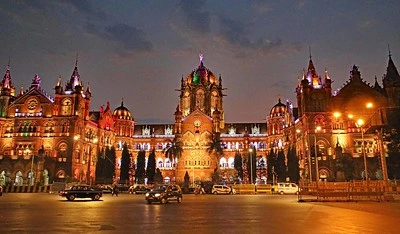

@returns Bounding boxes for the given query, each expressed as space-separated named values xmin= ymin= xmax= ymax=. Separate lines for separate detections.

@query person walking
xmin=112 ymin=184 xmax=119 ymax=197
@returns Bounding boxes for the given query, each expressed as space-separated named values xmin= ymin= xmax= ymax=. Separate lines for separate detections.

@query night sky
xmin=0 ymin=0 xmax=399 ymax=123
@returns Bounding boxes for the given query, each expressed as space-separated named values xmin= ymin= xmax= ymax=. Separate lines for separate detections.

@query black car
xmin=59 ymin=185 xmax=102 ymax=201
xmin=145 ymin=184 xmax=182 ymax=204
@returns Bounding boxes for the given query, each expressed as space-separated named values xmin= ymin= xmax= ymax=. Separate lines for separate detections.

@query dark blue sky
xmin=0 ymin=0 xmax=399 ymax=123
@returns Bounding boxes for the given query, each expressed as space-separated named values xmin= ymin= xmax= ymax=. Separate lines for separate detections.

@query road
xmin=1 ymin=192 xmax=400 ymax=234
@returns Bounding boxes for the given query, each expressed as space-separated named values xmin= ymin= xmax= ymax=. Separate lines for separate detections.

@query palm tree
xmin=206 ymin=133 xmax=224 ymax=169
xmin=163 ymin=137 xmax=183 ymax=161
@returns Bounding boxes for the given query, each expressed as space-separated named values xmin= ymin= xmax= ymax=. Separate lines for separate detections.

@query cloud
xmin=251 ymin=0 xmax=272 ymax=13
xmin=103 ymin=23 xmax=154 ymax=55
xmin=176 ymin=0 xmax=211 ymax=34
xmin=214 ymin=15 xmax=300 ymax=58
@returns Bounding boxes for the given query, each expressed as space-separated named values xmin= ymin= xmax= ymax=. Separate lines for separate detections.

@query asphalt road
xmin=1 ymin=192 xmax=400 ymax=234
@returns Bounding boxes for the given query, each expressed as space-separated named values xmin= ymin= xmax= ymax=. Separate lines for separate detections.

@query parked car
xmin=0 ymin=186 xmax=3 ymax=196
xmin=116 ymin=184 xmax=130 ymax=193
xmin=59 ymin=185 xmax=103 ymax=201
xmin=145 ymin=184 xmax=182 ymax=204
xmin=274 ymin=183 xmax=300 ymax=195
xmin=129 ymin=185 xmax=150 ymax=194
xmin=211 ymin=185 xmax=236 ymax=195
xmin=95 ymin=184 xmax=113 ymax=194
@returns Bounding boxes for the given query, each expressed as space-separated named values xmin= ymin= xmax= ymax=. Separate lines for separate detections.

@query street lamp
xmin=313 ymin=126 xmax=321 ymax=183
xmin=356 ymin=119 xmax=368 ymax=180
xmin=249 ymin=148 xmax=253 ymax=184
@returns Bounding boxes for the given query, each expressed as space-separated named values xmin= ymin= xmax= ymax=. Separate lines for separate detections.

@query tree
xmin=234 ymin=151 xmax=243 ymax=181
xmin=101 ymin=146 xmax=116 ymax=184
xmin=119 ymin=143 xmax=131 ymax=184
xmin=146 ymin=149 xmax=156 ymax=183
xmin=287 ymin=145 xmax=300 ymax=183
xmin=275 ymin=149 xmax=286 ymax=182
xmin=95 ymin=148 xmax=105 ymax=183
xmin=206 ymin=133 xmax=224 ymax=169
xmin=154 ymin=168 xmax=163 ymax=184
xmin=267 ymin=148 xmax=277 ymax=184
xmin=135 ymin=150 xmax=146 ymax=184
xmin=163 ymin=137 xmax=183 ymax=161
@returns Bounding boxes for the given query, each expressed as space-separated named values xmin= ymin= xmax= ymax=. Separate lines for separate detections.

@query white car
xmin=211 ymin=185 xmax=236 ymax=195
xmin=275 ymin=183 xmax=300 ymax=195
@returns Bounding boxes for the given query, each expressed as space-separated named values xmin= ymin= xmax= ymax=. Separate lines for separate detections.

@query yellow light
xmin=333 ymin=112 xmax=341 ymax=118
xmin=316 ymin=126 xmax=322 ymax=131
xmin=296 ymin=129 xmax=301 ymax=133
xmin=366 ymin=102 xmax=373 ymax=108
xmin=348 ymin=114 xmax=354 ymax=119
xmin=74 ymin=135 xmax=80 ymax=140
xmin=357 ymin=119 xmax=364 ymax=127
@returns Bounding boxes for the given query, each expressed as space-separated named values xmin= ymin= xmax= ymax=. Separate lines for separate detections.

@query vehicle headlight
xmin=145 ymin=192 xmax=150 ymax=197
xmin=155 ymin=193 xmax=161 ymax=197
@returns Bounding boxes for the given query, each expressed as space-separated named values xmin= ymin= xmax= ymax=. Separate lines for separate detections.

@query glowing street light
xmin=356 ymin=119 xmax=368 ymax=180
xmin=249 ymin=148 xmax=253 ymax=184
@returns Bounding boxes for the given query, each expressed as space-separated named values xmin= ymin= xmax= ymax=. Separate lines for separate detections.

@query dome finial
xmin=309 ymin=45 xmax=312 ymax=60
xmin=121 ymin=97 xmax=124 ymax=106
xmin=388 ymin=44 xmax=392 ymax=59
xmin=199 ymin=52 xmax=204 ymax=66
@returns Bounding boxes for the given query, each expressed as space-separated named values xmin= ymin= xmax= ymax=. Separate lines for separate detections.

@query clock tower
xmin=174 ymin=55 xmax=225 ymax=182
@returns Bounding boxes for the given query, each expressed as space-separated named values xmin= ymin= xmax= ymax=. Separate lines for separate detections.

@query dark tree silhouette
xmin=135 ymin=150 xmax=146 ymax=184
xmin=287 ymin=145 xmax=300 ymax=183
xmin=163 ymin=137 xmax=183 ymax=161
xmin=234 ymin=151 xmax=243 ymax=180
xmin=154 ymin=168 xmax=163 ymax=184
xmin=119 ymin=143 xmax=131 ymax=184
xmin=101 ymin=146 xmax=116 ymax=184
xmin=275 ymin=149 xmax=286 ymax=182
xmin=146 ymin=149 xmax=156 ymax=183
xmin=267 ymin=148 xmax=277 ymax=184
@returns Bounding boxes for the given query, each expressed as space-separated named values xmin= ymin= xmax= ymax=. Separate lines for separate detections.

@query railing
xmin=298 ymin=180 xmax=394 ymax=201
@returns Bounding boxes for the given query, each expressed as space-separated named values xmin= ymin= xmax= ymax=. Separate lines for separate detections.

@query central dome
xmin=270 ymin=98 xmax=287 ymax=117
xmin=186 ymin=56 xmax=217 ymax=85
xmin=112 ymin=101 xmax=133 ymax=120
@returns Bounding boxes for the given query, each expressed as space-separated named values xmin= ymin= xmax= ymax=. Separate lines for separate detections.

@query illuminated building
xmin=0 ymin=51 xmax=399 ymax=185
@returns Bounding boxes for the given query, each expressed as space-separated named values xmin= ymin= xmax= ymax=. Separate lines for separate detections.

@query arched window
xmin=219 ymin=157 xmax=228 ymax=168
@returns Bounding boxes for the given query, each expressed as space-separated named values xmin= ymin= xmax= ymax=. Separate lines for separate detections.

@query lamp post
xmin=356 ymin=119 xmax=368 ymax=180
xmin=29 ymin=149 xmax=34 ymax=186
xmin=312 ymin=126 xmax=321 ymax=199
xmin=249 ymin=148 xmax=253 ymax=184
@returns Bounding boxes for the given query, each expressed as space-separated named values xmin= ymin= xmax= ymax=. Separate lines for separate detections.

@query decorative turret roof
xmin=30 ymin=74 xmax=42 ymax=89
xmin=382 ymin=50 xmax=400 ymax=88
xmin=373 ymin=76 xmax=384 ymax=94
xmin=1 ymin=63 xmax=15 ymax=91
xmin=85 ymin=82 xmax=92 ymax=98
xmin=112 ymin=99 xmax=133 ymax=120
xmin=65 ymin=56 xmax=82 ymax=92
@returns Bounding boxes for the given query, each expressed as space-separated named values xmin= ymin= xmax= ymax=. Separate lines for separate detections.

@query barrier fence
xmin=1 ymin=185 xmax=52 ymax=193
xmin=298 ymin=180 xmax=399 ymax=202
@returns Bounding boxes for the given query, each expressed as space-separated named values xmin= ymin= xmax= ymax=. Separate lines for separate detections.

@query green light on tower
xmin=193 ymin=74 xmax=199 ymax=84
